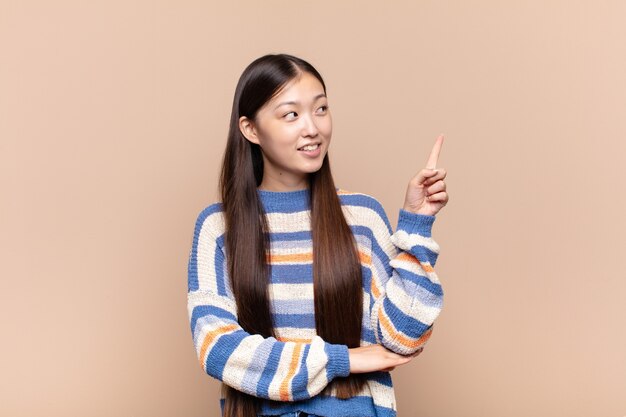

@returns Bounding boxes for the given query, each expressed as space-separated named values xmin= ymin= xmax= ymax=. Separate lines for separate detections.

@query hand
xmin=402 ymin=134 xmax=449 ymax=216
xmin=378 ymin=347 xmax=425 ymax=372
xmin=348 ymin=345 xmax=425 ymax=374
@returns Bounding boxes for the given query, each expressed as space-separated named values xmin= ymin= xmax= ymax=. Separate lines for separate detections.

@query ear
xmin=239 ymin=116 xmax=260 ymax=145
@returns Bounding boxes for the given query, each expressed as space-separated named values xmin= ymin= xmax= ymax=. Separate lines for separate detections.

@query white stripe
xmin=223 ymin=332 xmax=265 ymax=389
xmin=267 ymin=342 xmax=300 ymax=400
xmin=269 ymin=283 xmax=314 ymax=300
xmin=367 ymin=379 xmax=397 ymax=410
xmin=390 ymin=229 xmax=440 ymax=253
xmin=384 ymin=278 xmax=442 ymax=325
xmin=265 ymin=211 xmax=311 ymax=233
xmin=389 ymin=256 xmax=441 ymax=284
xmin=274 ymin=327 xmax=317 ymax=341
xmin=196 ymin=211 xmax=226 ymax=293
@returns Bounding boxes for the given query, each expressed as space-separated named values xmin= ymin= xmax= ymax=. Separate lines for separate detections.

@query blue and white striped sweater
xmin=187 ymin=187 xmax=443 ymax=417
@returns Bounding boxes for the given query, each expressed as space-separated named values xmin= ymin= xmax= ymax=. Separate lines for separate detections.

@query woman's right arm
xmin=187 ymin=205 xmax=350 ymax=402
xmin=348 ymin=344 xmax=423 ymax=373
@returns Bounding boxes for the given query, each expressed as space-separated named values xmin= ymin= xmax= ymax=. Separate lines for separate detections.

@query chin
xmin=306 ymin=159 xmax=325 ymax=172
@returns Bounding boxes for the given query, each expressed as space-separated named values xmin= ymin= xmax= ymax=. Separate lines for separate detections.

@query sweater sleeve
xmin=187 ymin=206 xmax=351 ymax=402
xmin=367 ymin=201 xmax=444 ymax=356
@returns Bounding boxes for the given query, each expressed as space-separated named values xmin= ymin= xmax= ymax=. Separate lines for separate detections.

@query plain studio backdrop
xmin=1 ymin=1 xmax=625 ymax=416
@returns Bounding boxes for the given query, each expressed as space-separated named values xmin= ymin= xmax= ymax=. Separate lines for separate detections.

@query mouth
xmin=297 ymin=142 xmax=322 ymax=157
xmin=297 ymin=143 xmax=321 ymax=151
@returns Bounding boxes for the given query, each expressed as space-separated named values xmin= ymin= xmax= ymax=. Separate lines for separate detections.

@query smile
xmin=298 ymin=143 xmax=322 ymax=157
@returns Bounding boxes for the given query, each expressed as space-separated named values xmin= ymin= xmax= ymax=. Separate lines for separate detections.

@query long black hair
xmin=219 ymin=53 xmax=366 ymax=417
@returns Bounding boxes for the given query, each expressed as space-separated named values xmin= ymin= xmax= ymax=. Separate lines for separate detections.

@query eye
xmin=317 ymin=105 xmax=328 ymax=113
xmin=283 ymin=111 xmax=297 ymax=120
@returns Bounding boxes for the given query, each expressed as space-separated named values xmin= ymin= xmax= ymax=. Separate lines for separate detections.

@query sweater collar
xmin=257 ymin=187 xmax=310 ymax=213
xmin=256 ymin=187 xmax=340 ymax=213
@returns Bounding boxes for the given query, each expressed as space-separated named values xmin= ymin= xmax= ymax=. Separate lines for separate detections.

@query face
xmin=239 ymin=71 xmax=332 ymax=191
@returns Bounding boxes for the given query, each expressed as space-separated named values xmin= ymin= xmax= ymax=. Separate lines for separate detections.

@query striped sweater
xmin=186 ymin=187 xmax=443 ymax=417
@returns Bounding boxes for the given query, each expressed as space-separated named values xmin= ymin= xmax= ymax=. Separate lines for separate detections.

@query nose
xmin=301 ymin=114 xmax=319 ymax=137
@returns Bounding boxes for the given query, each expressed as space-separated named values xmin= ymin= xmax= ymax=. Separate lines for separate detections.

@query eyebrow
xmin=274 ymin=93 xmax=327 ymax=110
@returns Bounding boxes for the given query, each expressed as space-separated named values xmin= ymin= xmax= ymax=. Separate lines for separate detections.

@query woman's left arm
xmin=368 ymin=134 xmax=448 ymax=356
xmin=367 ymin=204 xmax=443 ymax=356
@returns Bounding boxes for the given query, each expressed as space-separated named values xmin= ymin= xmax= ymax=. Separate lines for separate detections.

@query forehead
xmin=268 ymin=72 xmax=325 ymax=104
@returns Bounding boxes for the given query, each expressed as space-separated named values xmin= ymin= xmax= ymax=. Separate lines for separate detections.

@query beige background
xmin=1 ymin=1 xmax=625 ymax=416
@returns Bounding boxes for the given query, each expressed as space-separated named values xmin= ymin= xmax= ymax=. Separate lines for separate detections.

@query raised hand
xmin=402 ymin=134 xmax=449 ymax=216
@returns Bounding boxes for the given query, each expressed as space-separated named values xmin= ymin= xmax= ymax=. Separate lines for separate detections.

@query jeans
xmin=258 ymin=412 xmax=317 ymax=417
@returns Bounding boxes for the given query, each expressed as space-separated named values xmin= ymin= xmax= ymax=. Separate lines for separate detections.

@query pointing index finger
xmin=426 ymin=134 xmax=444 ymax=169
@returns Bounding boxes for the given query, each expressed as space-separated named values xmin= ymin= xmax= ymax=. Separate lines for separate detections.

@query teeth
xmin=300 ymin=144 xmax=319 ymax=151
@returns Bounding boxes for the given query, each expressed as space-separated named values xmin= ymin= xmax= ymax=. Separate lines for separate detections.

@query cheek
xmin=258 ymin=123 xmax=294 ymax=148
xmin=320 ymin=116 xmax=332 ymax=135
xmin=260 ymin=133 xmax=298 ymax=159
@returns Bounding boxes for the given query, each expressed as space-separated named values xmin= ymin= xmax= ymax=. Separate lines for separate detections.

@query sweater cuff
xmin=397 ymin=209 xmax=435 ymax=237
xmin=325 ymin=343 xmax=351 ymax=378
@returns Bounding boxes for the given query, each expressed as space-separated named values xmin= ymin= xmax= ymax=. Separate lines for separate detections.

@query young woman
xmin=187 ymin=53 xmax=448 ymax=417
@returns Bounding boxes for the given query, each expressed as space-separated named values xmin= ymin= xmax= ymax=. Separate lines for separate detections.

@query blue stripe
xmin=361 ymin=324 xmax=376 ymax=344
xmin=339 ymin=193 xmax=390 ymax=229
xmin=361 ymin=266 xmax=375 ymax=314
xmin=397 ymin=208 xmax=435 ymax=238
xmin=274 ymin=313 xmax=315 ymax=328
xmin=390 ymin=267 xmax=444 ymax=297
xmin=188 ymin=203 xmax=223 ymax=292
xmin=407 ymin=243 xmax=439 ymax=266
xmin=256 ymin=341 xmax=285 ymax=398
xmin=242 ymin=338 xmax=274 ymax=394
xmin=382 ymin=297 xmax=431 ymax=337
xmin=269 ymin=230 xmax=313 ymax=241
xmin=258 ymin=393 xmax=390 ymax=417
xmin=190 ymin=304 xmax=237 ymax=333
xmin=290 ymin=343 xmax=311 ymax=401
xmin=358 ymin=224 xmax=392 ymax=269
xmin=369 ymin=369 xmax=394 ymax=387
xmin=270 ymin=264 xmax=313 ymax=284
xmin=362 ymin=223 xmax=442 ymax=297
xmin=258 ymin=188 xmax=311 ymax=213
xmin=205 ymin=329 xmax=247 ymax=380
xmin=212 ymin=234 xmax=230 ymax=296
xmin=412 ymin=282 xmax=444 ymax=308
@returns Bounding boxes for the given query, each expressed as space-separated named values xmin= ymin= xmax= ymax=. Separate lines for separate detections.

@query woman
xmin=187 ymin=53 xmax=448 ymax=417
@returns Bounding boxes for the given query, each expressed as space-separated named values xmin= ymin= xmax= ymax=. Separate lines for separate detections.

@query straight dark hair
xmin=218 ymin=53 xmax=366 ymax=417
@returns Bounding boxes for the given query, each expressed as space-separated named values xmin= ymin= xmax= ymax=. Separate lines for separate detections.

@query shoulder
xmin=337 ymin=187 xmax=392 ymax=233
xmin=337 ymin=187 xmax=383 ymax=212
xmin=192 ymin=201 xmax=226 ymax=239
